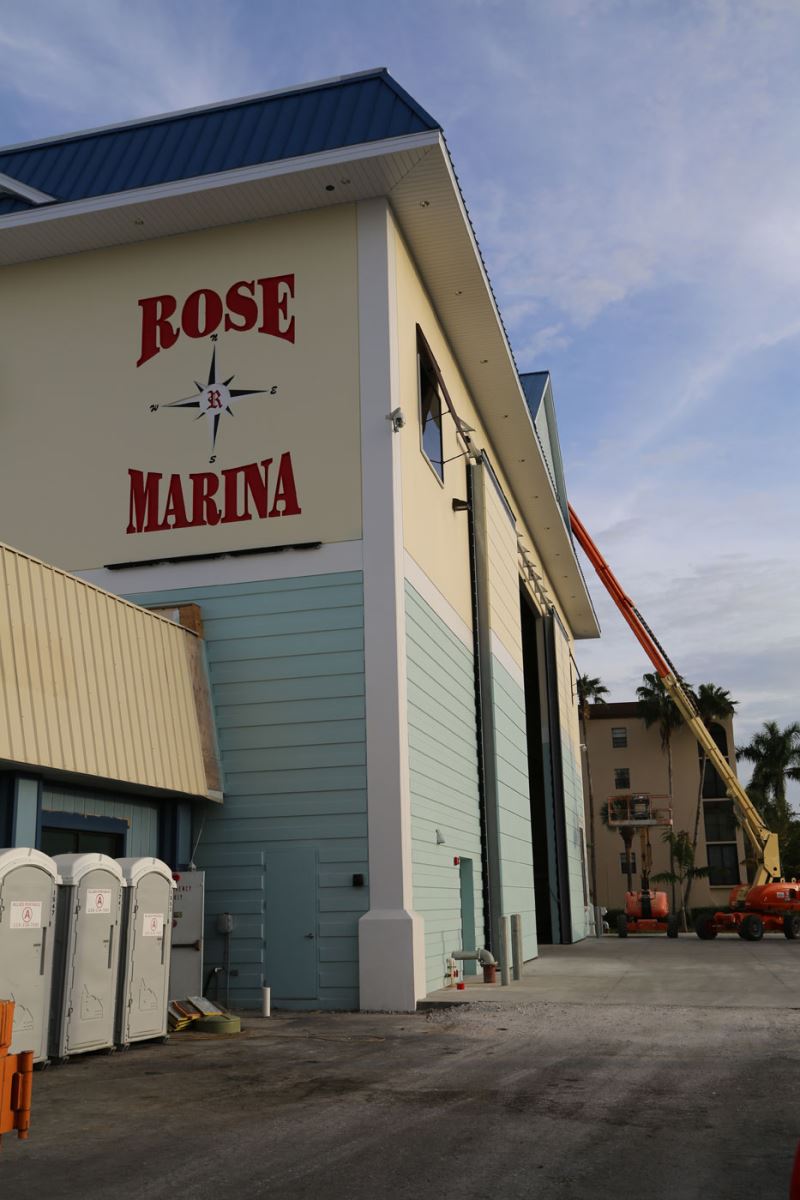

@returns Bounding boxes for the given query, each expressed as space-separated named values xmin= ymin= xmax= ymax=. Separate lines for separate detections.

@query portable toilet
xmin=50 ymin=854 xmax=125 ymax=1060
xmin=115 ymin=858 xmax=176 ymax=1047
xmin=0 ymin=849 xmax=60 ymax=1063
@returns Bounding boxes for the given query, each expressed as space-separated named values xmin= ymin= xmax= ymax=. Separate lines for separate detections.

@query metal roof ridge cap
xmin=0 ymin=129 xmax=442 ymax=231
xmin=380 ymin=71 xmax=441 ymax=130
xmin=0 ymin=172 xmax=54 ymax=205
xmin=0 ymin=67 xmax=394 ymax=156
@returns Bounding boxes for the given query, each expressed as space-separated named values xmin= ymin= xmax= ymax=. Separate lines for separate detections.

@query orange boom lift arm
xmin=569 ymin=503 xmax=781 ymax=888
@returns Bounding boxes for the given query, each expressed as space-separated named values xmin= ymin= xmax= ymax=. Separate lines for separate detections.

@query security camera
xmin=386 ymin=407 xmax=405 ymax=432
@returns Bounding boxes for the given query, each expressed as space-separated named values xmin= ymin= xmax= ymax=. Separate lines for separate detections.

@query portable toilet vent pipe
xmin=115 ymin=858 xmax=176 ymax=1048
xmin=0 ymin=848 xmax=60 ymax=1064
xmin=50 ymin=854 xmax=125 ymax=1061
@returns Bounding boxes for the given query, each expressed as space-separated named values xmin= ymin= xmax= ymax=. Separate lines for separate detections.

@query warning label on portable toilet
xmin=9 ymin=900 xmax=42 ymax=929
xmin=142 ymin=913 xmax=164 ymax=937
xmin=87 ymin=890 xmax=112 ymax=914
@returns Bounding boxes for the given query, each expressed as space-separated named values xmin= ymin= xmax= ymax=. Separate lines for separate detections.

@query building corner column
xmin=356 ymin=198 xmax=426 ymax=1011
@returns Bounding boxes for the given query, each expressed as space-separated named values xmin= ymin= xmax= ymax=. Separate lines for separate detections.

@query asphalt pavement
xmin=2 ymin=937 xmax=798 ymax=1199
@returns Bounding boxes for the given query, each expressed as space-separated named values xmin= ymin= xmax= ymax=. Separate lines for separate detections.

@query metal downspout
xmin=466 ymin=459 xmax=504 ymax=956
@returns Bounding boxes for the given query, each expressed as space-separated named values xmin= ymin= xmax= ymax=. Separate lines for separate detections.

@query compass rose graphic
xmin=156 ymin=337 xmax=274 ymax=461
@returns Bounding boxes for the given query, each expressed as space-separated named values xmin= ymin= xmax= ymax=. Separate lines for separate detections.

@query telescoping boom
xmin=568 ymin=504 xmax=781 ymax=886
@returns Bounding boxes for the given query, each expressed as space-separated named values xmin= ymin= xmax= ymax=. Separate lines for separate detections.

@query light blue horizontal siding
xmin=40 ymin=784 xmax=159 ymax=857
xmin=127 ymin=569 xmax=367 ymax=1011
xmin=405 ymin=582 xmax=484 ymax=994
xmin=491 ymin=658 xmax=537 ymax=960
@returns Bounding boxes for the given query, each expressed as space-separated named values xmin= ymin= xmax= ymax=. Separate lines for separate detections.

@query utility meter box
xmin=169 ymin=870 xmax=205 ymax=1000
xmin=50 ymin=854 xmax=125 ymax=1060
xmin=0 ymin=848 xmax=60 ymax=1063
xmin=115 ymin=858 xmax=176 ymax=1047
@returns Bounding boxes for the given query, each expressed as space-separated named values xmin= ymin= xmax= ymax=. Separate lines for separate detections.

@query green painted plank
xmin=199 ymin=583 xmax=364 ymax=621
xmin=220 ymin=742 xmax=367 ymax=774
xmin=219 ymin=696 xmax=366 ymax=727
xmin=207 ymin=627 xmax=363 ymax=663
xmin=211 ymin=651 xmax=364 ymax=690
xmin=219 ymin=719 xmax=365 ymax=752
xmin=204 ymin=604 xmax=363 ymax=642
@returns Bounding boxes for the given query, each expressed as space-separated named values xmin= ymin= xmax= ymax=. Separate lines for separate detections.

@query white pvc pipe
xmin=261 ymin=986 xmax=271 ymax=1018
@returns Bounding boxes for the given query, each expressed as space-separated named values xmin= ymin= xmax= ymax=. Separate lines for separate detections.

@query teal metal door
xmin=264 ymin=849 xmax=318 ymax=1000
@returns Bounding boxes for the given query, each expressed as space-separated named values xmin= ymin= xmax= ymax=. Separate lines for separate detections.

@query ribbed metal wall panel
xmin=0 ymin=543 xmax=208 ymax=798
xmin=0 ymin=71 xmax=439 ymax=214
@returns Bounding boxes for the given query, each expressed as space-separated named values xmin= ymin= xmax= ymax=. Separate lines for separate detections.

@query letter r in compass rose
xmin=159 ymin=337 xmax=274 ymax=460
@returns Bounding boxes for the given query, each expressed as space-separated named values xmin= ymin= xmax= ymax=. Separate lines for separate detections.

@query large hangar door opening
xmin=520 ymin=588 xmax=556 ymax=945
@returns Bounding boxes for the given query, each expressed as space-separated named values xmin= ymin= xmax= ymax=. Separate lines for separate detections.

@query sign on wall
xmin=0 ymin=206 xmax=361 ymax=570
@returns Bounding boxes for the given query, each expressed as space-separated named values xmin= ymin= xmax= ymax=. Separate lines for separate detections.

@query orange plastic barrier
xmin=0 ymin=1001 xmax=33 ymax=1148
xmin=791 ymin=1141 xmax=800 ymax=1199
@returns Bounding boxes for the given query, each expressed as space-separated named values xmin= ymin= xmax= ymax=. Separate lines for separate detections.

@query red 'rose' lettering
xmin=137 ymin=297 xmax=179 ymax=367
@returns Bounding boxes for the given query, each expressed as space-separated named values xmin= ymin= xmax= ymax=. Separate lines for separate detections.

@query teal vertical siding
xmin=405 ymin=583 xmax=484 ymax=993
xmin=40 ymin=784 xmax=160 ymax=856
xmin=491 ymin=658 xmax=538 ymax=960
xmin=127 ymin=571 xmax=367 ymax=1010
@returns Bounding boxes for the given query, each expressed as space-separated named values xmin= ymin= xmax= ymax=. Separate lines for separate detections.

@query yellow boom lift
xmin=569 ymin=505 xmax=800 ymax=941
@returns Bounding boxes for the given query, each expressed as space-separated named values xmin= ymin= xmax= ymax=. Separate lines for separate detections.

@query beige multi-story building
xmin=582 ymin=702 xmax=747 ymax=913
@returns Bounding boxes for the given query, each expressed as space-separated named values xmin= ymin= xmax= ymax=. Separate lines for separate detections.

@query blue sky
xmin=2 ymin=0 xmax=799 ymax=783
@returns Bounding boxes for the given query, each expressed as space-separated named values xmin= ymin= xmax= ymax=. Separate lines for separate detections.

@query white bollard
xmin=500 ymin=917 xmax=512 ymax=986
xmin=262 ymin=986 xmax=271 ymax=1018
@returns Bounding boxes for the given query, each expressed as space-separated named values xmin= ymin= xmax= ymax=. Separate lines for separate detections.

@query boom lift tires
xmin=666 ymin=915 xmax=679 ymax=939
xmin=783 ymin=914 xmax=800 ymax=940
xmin=617 ymin=915 xmax=628 ymax=938
xmin=738 ymin=914 xmax=764 ymax=942
xmin=695 ymin=916 xmax=718 ymax=940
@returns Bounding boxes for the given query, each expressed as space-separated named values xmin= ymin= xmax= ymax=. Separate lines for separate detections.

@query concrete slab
xmin=2 ymin=1000 xmax=799 ymax=1200
xmin=422 ymin=933 xmax=800 ymax=1008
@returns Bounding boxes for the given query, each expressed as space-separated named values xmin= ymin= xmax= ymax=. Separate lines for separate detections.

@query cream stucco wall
xmin=0 ymin=205 xmax=361 ymax=572
xmin=583 ymin=711 xmax=746 ymax=912
xmin=392 ymin=219 xmax=571 ymax=639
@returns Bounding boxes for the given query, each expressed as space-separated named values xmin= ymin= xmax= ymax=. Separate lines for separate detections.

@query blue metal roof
xmin=0 ymin=69 xmax=439 ymax=216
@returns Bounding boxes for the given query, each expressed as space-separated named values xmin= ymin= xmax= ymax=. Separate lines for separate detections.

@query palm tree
xmin=636 ymin=672 xmax=685 ymax=909
xmin=577 ymin=674 xmax=608 ymax=906
xmin=652 ymin=830 xmax=709 ymax=932
xmin=684 ymin=683 xmax=737 ymax=915
xmin=736 ymin=721 xmax=800 ymax=850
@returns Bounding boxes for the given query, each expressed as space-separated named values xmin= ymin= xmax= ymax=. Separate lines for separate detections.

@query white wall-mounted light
xmin=435 ymin=829 xmax=446 ymax=845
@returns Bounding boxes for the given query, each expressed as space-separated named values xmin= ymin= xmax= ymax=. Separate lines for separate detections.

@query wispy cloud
xmin=0 ymin=0 xmax=797 ymax=773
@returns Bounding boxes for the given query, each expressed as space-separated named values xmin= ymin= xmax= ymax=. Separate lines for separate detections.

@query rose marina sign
xmin=128 ymin=273 xmax=301 ymax=538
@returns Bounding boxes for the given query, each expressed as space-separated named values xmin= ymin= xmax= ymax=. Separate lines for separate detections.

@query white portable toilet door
xmin=65 ymin=868 xmax=122 ymax=1053
xmin=0 ymin=860 xmax=56 ymax=1060
xmin=126 ymin=872 xmax=172 ymax=1043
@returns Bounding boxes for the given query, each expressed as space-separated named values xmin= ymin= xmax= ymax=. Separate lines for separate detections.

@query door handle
xmin=304 ymin=932 xmax=315 ymax=939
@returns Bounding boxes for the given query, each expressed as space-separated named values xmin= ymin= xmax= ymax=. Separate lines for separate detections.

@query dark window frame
xmin=706 ymin=842 xmax=740 ymax=887
xmin=620 ymin=851 xmax=637 ymax=875
xmin=614 ymin=767 xmax=631 ymax=790
xmin=611 ymin=727 xmax=628 ymax=749
xmin=700 ymin=722 xmax=730 ymax=799
xmin=39 ymin=809 xmax=128 ymax=857
xmin=416 ymin=327 xmax=446 ymax=485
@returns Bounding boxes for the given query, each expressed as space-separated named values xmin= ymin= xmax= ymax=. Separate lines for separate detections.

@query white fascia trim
xmin=404 ymin=551 xmax=472 ymax=652
xmin=0 ymin=130 xmax=441 ymax=232
xmin=0 ymin=69 xmax=391 ymax=156
xmin=0 ymin=173 xmax=54 ymax=205
xmin=75 ymin=539 xmax=363 ymax=597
